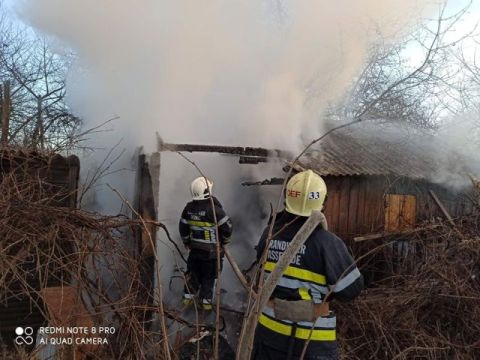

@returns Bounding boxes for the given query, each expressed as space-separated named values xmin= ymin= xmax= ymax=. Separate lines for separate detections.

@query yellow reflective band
xmin=259 ymin=314 xmax=336 ymax=341
xmin=299 ymin=287 xmax=311 ymax=300
xmin=264 ymin=262 xmax=327 ymax=285
xmin=187 ymin=220 xmax=215 ymax=227
xmin=204 ymin=230 xmax=211 ymax=240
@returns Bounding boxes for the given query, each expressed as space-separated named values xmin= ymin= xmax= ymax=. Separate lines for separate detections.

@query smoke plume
xmin=16 ymin=0 xmax=430 ymax=306
xmin=19 ymin=1 xmax=427 ymax=151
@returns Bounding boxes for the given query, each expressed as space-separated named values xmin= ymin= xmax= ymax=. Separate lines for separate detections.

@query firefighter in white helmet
xmin=179 ymin=177 xmax=233 ymax=310
xmin=253 ymin=170 xmax=363 ymax=359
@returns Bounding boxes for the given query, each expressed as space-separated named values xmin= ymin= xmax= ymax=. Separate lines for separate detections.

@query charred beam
xmin=241 ymin=177 xmax=284 ymax=186
xmin=157 ymin=135 xmax=290 ymax=164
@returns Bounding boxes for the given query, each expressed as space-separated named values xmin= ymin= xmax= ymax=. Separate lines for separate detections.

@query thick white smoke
xmin=19 ymin=1 xmax=427 ymax=151
xmin=16 ymin=0 xmax=430 ymax=308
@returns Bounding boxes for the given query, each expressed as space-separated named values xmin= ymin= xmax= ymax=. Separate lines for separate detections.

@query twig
xmin=107 ymin=184 xmax=172 ymax=360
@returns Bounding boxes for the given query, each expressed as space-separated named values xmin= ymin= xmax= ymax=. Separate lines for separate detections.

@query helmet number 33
xmin=308 ymin=191 xmax=321 ymax=200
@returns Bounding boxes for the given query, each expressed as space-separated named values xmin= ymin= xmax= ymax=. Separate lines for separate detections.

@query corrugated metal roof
xmin=300 ymin=129 xmax=471 ymax=179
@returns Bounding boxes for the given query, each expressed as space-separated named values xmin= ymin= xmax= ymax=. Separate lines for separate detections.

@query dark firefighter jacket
xmin=255 ymin=211 xmax=363 ymax=353
xmin=179 ymin=197 xmax=233 ymax=260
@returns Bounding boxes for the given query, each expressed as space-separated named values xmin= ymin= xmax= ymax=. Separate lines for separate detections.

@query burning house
xmin=297 ymin=131 xmax=476 ymax=242
xmin=157 ymin=128 xmax=476 ymax=246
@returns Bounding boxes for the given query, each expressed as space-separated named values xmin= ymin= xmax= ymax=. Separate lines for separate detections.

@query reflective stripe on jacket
xmin=256 ymin=211 xmax=363 ymax=341
xmin=179 ymin=197 xmax=233 ymax=256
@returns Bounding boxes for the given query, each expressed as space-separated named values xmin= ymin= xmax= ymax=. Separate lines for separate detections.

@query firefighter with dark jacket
xmin=179 ymin=177 xmax=233 ymax=310
xmin=253 ymin=170 xmax=363 ymax=359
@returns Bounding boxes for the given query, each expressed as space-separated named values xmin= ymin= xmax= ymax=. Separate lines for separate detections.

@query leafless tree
xmin=332 ymin=2 xmax=477 ymax=129
xmin=455 ymin=36 xmax=480 ymax=112
xmin=0 ymin=2 xmax=81 ymax=151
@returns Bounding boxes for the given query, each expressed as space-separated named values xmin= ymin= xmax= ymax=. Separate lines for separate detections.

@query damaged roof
xmin=299 ymin=127 xmax=472 ymax=179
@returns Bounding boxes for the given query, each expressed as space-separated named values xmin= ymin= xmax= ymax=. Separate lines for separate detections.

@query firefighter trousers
xmin=184 ymin=256 xmax=222 ymax=301
xmin=252 ymin=324 xmax=338 ymax=360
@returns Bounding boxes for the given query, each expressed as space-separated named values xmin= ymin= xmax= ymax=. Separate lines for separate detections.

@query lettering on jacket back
xmin=267 ymin=239 xmax=306 ymax=266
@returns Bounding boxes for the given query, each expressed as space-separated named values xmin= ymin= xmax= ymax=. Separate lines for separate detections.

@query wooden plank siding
xmin=132 ymin=154 xmax=158 ymax=331
xmin=384 ymin=177 xmax=473 ymax=222
xmin=338 ymin=177 xmax=350 ymax=238
xmin=325 ymin=178 xmax=340 ymax=233
xmin=355 ymin=177 xmax=366 ymax=234
xmin=322 ymin=175 xmax=474 ymax=244
xmin=323 ymin=176 xmax=385 ymax=240
xmin=0 ymin=152 xmax=80 ymax=345
xmin=384 ymin=194 xmax=416 ymax=231
xmin=347 ymin=179 xmax=359 ymax=235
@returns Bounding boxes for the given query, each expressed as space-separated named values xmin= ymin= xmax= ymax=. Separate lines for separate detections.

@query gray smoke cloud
xmin=432 ymin=112 xmax=480 ymax=188
xmin=327 ymin=119 xmax=480 ymax=190
xmin=16 ymin=0 xmax=431 ymax=308
xmin=19 ymin=0 xmax=428 ymax=151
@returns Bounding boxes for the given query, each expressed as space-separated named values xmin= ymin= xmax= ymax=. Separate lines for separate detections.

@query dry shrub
xmin=337 ymin=217 xmax=480 ymax=360
xmin=0 ymin=152 xmax=169 ymax=359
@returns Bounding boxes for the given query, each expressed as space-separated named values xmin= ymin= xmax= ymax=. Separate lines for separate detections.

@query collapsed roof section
xmin=157 ymin=124 xmax=476 ymax=182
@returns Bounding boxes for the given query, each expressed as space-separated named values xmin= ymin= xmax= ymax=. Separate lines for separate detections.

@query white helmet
xmin=190 ymin=177 xmax=213 ymax=200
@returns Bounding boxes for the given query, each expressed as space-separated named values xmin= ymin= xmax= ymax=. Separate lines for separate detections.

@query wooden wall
xmin=0 ymin=151 xmax=80 ymax=345
xmin=0 ymin=151 xmax=79 ymax=208
xmin=322 ymin=175 xmax=474 ymax=242
xmin=382 ymin=176 xmax=474 ymax=228
xmin=132 ymin=153 xmax=158 ymax=329
xmin=323 ymin=176 xmax=384 ymax=240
